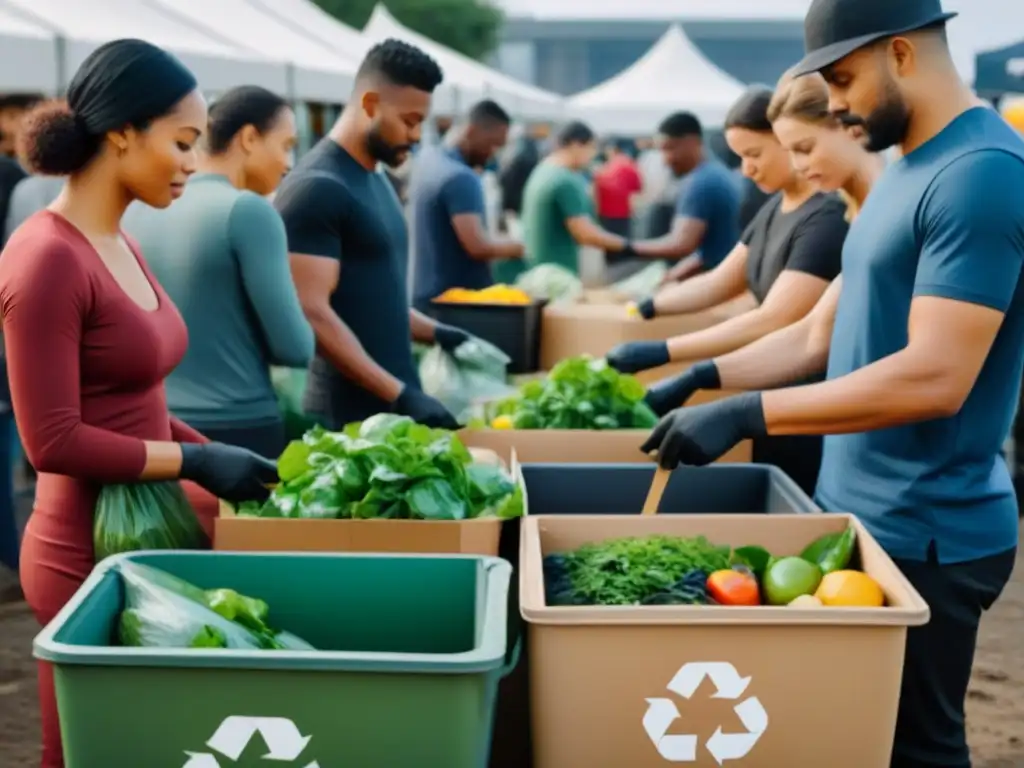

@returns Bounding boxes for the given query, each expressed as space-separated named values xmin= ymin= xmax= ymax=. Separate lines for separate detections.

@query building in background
xmin=490 ymin=2 xmax=806 ymax=95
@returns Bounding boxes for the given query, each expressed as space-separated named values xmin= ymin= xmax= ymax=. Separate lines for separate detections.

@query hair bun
xmin=17 ymin=100 xmax=101 ymax=176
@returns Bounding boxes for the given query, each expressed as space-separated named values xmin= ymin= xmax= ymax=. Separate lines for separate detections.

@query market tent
xmin=568 ymin=23 xmax=745 ymax=133
xmin=3 ymin=0 xmax=287 ymax=93
xmin=149 ymin=0 xmax=357 ymax=102
xmin=974 ymin=39 xmax=1024 ymax=97
xmin=362 ymin=4 xmax=564 ymax=120
xmin=942 ymin=0 xmax=1024 ymax=85
xmin=251 ymin=0 xmax=370 ymax=64
xmin=0 ymin=5 xmax=58 ymax=92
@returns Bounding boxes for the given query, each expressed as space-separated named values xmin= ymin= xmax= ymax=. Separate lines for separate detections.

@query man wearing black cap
xmin=639 ymin=2 xmax=1023 ymax=764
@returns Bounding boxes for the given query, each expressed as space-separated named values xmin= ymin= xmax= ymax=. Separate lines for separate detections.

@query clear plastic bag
xmin=420 ymin=337 xmax=515 ymax=421
xmin=610 ymin=261 xmax=668 ymax=299
xmin=117 ymin=561 xmax=315 ymax=651
xmin=93 ymin=481 xmax=208 ymax=563
xmin=514 ymin=264 xmax=583 ymax=304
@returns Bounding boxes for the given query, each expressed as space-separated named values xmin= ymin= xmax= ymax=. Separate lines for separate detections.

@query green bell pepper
xmin=800 ymin=526 xmax=856 ymax=574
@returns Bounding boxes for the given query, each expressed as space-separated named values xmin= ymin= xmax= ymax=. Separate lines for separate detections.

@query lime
xmin=763 ymin=557 xmax=823 ymax=606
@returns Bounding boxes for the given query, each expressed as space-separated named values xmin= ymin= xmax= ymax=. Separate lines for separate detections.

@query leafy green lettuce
xmin=492 ymin=355 xmax=659 ymax=430
xmin=241 ymin=414 xmax=523 ymax=521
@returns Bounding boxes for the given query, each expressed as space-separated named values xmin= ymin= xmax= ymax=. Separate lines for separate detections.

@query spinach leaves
xmin=494 ymin=356 xmax=659 ymax=430
xmin=240 ymin=415 xmax=522 ymax=521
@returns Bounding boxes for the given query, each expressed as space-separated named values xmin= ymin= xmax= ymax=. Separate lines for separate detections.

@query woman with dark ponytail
xmin=125 ymin=86 xmax=313 ymax=458
xmin=0 ymin=40 xmax=277 ymax=767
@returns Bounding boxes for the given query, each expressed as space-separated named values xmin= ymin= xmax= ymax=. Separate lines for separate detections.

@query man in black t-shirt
xmin=275 ymin=40 xmax=471 ymax=430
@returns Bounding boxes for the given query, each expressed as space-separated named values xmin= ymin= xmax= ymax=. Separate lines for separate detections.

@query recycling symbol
xmin=643 ymin=662 xmax=768 ymax=765
xmin=182 ymin=716 xmax=319 ymax=767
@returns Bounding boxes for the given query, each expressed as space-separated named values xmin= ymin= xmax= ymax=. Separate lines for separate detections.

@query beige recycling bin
xmin=520 ymin=513 xmax=929 ymax=768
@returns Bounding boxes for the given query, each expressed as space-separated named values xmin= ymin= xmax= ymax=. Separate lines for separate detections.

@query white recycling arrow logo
xmin=643 ymin=661 xmax=768 ymax=765
xmin=182 ymin=716 xmax=319 ymax=767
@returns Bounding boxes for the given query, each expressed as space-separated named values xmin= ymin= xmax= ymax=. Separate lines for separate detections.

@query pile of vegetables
xmin=435 ymin=284 xmax=532 ymax=305
xmin=237 ymin=415 xmax=523 ymax=521
xmin=543 ymin=524 xmax=886 ymax=608
xmin=117 ymin=561 xmax=315 ymax=650
xmin=489 ymin=355 xmax=658 ymax=430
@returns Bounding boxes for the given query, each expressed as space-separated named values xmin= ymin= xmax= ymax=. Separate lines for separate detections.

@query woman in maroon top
xmin=0 ymin=40 xmax=277 ymax=767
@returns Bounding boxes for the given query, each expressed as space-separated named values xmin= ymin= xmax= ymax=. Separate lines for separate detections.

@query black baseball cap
xmin=792 ymin=0 xmax=957 ymax=77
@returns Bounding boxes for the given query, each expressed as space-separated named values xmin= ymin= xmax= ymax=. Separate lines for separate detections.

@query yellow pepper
xmin=435 ymin=284 xmax=531 ymax=305
xmin=491 ymin=415 xmax=514 ymax=430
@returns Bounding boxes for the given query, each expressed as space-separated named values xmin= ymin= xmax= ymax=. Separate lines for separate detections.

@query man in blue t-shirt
xmin=637 ymin=1 xmax=1022 ymax=765
xmin=408 ymin=100 xmax=524 ymax=310
xmin=631 ymin=111 xmax=741 ymax=282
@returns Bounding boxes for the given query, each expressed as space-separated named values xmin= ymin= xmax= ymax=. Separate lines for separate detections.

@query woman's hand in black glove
xmin=179 ymin=442 xmax=279 ymax=503
xmin=394 ymin=386 xmax=460 ymax=429
xmin=640 ymin=392 xmax=767 ymax=469
xmin=644 ymin=360 xmax=722 ymax=416
xmin=606 ymin=340 xmax=670 ymax=374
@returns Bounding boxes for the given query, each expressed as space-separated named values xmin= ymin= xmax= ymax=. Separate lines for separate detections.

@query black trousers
xmin=189 ymin=418 xmax=287 ymax=461
xmin=890 ymin=544 xmax=1016 ymax=767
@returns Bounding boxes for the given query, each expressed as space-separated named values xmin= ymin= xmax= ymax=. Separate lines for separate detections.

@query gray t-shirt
xmin=741 ymin=192 xmax=847 ymax=303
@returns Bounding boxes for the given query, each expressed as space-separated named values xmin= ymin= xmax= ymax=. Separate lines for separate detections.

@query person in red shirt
xmin=0 ymin=40 xmax=277 ymax=767
xmin=593 ymin=139 xmax=643 ymax=281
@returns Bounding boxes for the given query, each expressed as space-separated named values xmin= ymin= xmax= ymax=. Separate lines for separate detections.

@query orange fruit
xmin=814 ymin=570 xmax=885 ymax=607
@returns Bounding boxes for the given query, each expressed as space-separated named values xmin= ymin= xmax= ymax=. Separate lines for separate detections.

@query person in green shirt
xmin=495 ymin=120 xmax=632 ymax=281
xmin=124 ymin=86 xmax=313 ymax=458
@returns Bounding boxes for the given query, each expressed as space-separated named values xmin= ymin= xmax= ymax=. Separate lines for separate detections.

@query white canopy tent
xmin=362 ymin=4 xmax=564 ymax=120
xmin=2 ymin=0 xmax=287 ymax=94
xmin=0 ymin=5 xmax=58 ymax=92
xmin=569 ymin=24 xmax=745 ymax=134
xmin=151 ymin=0 xmax=357 ymax=101
xmin=251 ymin=0 xmax=370 ymax=65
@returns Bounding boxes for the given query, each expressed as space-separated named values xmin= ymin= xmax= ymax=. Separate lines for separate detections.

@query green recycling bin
xmin=35 ymin=550 xmax=517 ymax=768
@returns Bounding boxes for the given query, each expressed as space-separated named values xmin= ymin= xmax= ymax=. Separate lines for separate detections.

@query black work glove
xmin=434 ymin=324 xmax=472 ymax=354
xmin=644 ymin=360 xmax=721 ymax=417
xmin=180 ymin=442 xmax=279 ymax=503
xmin=640 ymin=392 xmax=767 ymax=469
xmin=606 ymin=340 xmax=670 ymax=374
xmin=394 ymin=386 xmax=460 ymax=429
xmin=635 ymin=297 xmax=656 ymax=320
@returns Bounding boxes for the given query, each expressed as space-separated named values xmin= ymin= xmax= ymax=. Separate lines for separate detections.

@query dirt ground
xmin=0 ymin=535 xmax=1021 ymax=766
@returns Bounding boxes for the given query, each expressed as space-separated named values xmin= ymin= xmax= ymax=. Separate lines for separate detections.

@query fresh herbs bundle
xmin=544 ymin=535 xmax=732 ymax=606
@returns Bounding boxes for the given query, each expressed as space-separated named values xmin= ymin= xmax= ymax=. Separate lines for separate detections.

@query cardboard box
xmin=460 ymin=428 xmax=752 ymax=465
xmin=539 ymin=303 xmax=733 ymax=371
xmin=213 ymin=453 xmax=524 ymax=557
xmin=519 ymin=514 xmax=929 ymax=768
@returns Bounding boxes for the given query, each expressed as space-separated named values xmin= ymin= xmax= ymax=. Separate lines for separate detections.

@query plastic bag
xmin=515 ymin=264 xmax=583 ymax=304
xmin=271 ymin=366 xmax=317 ymax=441
xmin=117 ymin=561 xmax=315 ymax=651
xmin=609 ymin=261 xmax=668 ymax=300
xmin=420 ymin=337 xmax=516 ymax=421
xmin=93 ymin=481 xmax=208 ymax=563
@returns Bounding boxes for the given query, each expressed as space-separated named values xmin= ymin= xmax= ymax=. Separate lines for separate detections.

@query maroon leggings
xmin=21 ymin=483 xmax=217 ymax=768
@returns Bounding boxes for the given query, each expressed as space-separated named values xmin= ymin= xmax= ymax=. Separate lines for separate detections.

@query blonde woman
xmin=610 ymin=73 xmax=881 ymax=492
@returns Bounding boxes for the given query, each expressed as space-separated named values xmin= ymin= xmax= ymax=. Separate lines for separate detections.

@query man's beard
xmin=860 ymin=80 xmax=911 ymax=153
xmin=366 ymin=124 xmax=410 ymax=168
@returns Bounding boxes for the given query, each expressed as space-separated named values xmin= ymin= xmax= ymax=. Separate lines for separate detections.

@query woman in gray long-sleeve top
xmin=124 ymin=86 xmax=314 ymax=458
